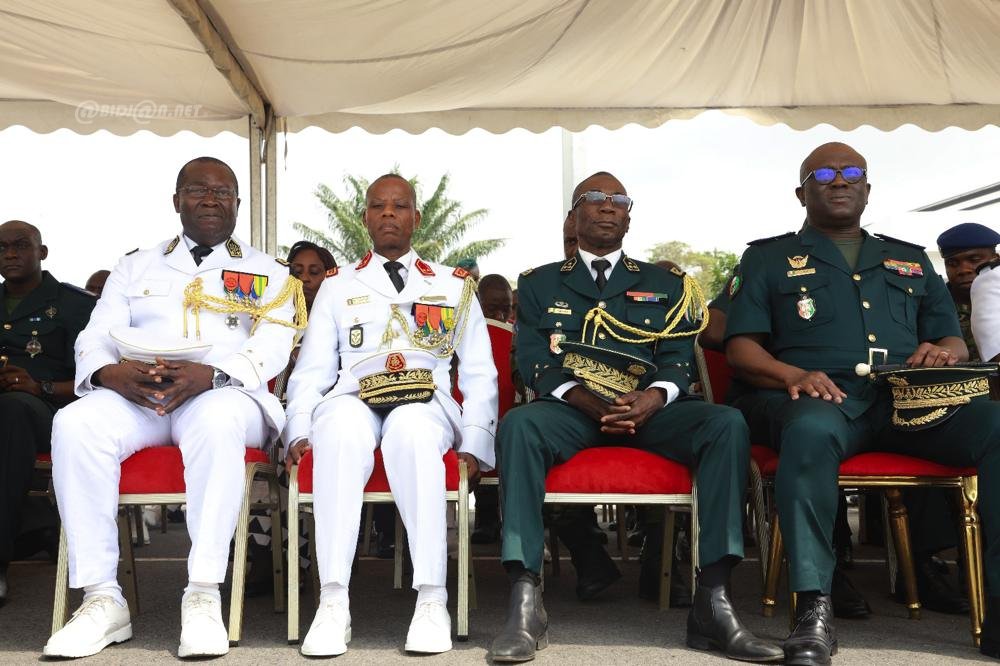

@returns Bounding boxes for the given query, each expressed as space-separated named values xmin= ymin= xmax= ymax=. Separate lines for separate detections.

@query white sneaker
xmin=177 ymin=592 xmax=229 ymax=658
xmin=301 ymin=600 xmax=351 ymax=656
xmin=43 ymin=595 xmax=132 ymax=658
xmin=404 ymin=600 xmax=452 ymax=654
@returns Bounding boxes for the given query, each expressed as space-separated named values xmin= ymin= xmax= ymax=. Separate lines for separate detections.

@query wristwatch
xmin=41 ymin=380 xmax=55 ymax=397
xmin=211 ymin=367 xmax=230 ymax=390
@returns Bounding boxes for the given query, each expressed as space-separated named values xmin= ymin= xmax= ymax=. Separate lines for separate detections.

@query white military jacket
xmin=284 ymin=250 xmax=499 ymax=469
xmin=971 ymin=260 xmax=1000 ymax=362
xmin=74 ymin=235 xmax=298 ymax=441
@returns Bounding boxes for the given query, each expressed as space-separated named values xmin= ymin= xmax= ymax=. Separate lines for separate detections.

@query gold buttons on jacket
xmin=862 ymin=300 xmax=871 ymax=309
xmin=907 ymin=287 xmax=914 ymax=294
xmin=143 ymin=289 xmax=150 ymax=296
xmin=2 ymin=323 xmax=10 ymax=330
xmin=868 ymin=333 xmax=877 ymax=342
xmin=644 ymin=318 xmax=651 ymax=325
xmin=598 ymin=333 xmax=607 ymax=340
xmin=555 ymin=322 xmax=562 ymax=328
xmin=852 ymin=274 xmax=862 ymax=281
xmin=598 ymin=301 xmax=607 ymax=309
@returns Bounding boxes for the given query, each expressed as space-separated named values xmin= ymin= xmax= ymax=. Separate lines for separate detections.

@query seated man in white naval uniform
xmin=44 ymin=157 xmax=304 ymax=659
xmin=284 ymin=173 xmax=498 ymax=656
xmin=972 ymin=252 xmax=1000 ymax=363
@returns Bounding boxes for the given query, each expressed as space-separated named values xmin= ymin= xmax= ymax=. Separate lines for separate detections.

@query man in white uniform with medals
xmin=44 ymin=157 xmax=305 ymax=659
xmin=284 ymin=174 xmax=498 ymax=656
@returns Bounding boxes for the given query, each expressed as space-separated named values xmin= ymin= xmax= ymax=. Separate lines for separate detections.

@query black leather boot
xmin=491 ymin=574 xmax=548 ymax=663
xmin=785 ymin=594 xmax=837 ymax=666
xmin=686 ymin=583 xmax=783 ymax=662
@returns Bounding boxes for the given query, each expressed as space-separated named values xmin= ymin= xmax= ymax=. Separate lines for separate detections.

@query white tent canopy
xmin=3 ymin=0 xmax=1000 ymax=138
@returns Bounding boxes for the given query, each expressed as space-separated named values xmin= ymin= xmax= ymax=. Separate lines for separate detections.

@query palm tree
xmin=287 ymin=171 xmax=505 ymax=266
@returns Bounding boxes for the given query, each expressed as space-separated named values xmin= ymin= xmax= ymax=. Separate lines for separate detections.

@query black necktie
xmin=592 ymin=258 xmax=611 ymax=292
xmin=384 ymin=260 xmax=405 ymax=293
xmin=191 ymin=245 xmax=213 ymax=266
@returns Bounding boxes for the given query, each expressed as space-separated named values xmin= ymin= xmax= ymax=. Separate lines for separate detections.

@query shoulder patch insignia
xmin=520 ymin=267 xmax=534 ymax=277
xmin=163 ymin=236 xmax=180 ymax=255
xmin=325 ymin=266 xmax=339 ymax=277
xmin=669 ymin=266 xmax=684 ymax=277
xmin=729 ymin=273 xmax=742 ymax=298
xmin=623 ymin=256 xmax=640 ymax=272
xmin=274 ymin=257 xmax=289 ymax=266
xmin=356 ymin=251 xmax=373 ymax=270
xmin=560 ymin=256 xmax=577 ymax=273
xmin=748 ymin=231 xmax=796 ymax=246
xmin=226 ymin=237 xmax=242 ymax=258
xmin=415 ymin=258 xmax=435 ymax=276
xmin=125 ymin=247 xmax=139 ymax=256
xmin=874 ymin=233 xmax=925 ymax=250
xmin=452 ymin=266 xmax=471 ymax=279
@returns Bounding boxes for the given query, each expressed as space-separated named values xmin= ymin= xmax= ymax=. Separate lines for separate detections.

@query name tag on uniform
xmin=547 ymin=307 xmax=572 ymax=315
xmin=347 ymin=296 xmax=370 ymax=306
xmin=786 ymin=268 xmax=816 ymax=277
xmin=420 ymin=295 xmax=448 ymax=302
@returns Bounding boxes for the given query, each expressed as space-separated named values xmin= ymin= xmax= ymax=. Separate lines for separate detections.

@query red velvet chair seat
xmin=544 ymin=447 xmax=692 ymax=495
xmin=118 ymin=446 xmax=270 ymax=494
xmin=297 ymin=448 xmax=460 ymax=495
xmin=750 ymin=445 xmax=777 ymax=470
xmin=36 ymin=453 xmax=52 ymax=464
xmin=759 ymin=451 xmax=975 ymax=478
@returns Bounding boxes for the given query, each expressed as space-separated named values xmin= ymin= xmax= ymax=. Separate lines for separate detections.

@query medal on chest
xmin=26 ymin=330 xmax=42 ymax=358
xmin=221 ymin=270 xmax=269 ymax=330
xmin=797 ymin=293 xmax=816 ymax=320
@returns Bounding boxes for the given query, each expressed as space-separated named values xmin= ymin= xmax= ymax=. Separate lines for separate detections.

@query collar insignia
xmin=623 ymin=256 xmax=640 ymax=272
xmin=452 ymin=266 xmax=471 ymax=279
xmin=787 ymin=255 xmax=809 ymax=269
xmin=560 ymin=256 xmax=577 ymax=273
xmin=326 ymin=266 xmax=339 ymax=277
xmin=164 ymin=236 xmax=180 ymax=255
xmin=356 ymin=251 xmax=373 ymax=270
xmin=415 ymin=259 xmax=435 ymax=276
xmin=669 ymin=266 xmax=684 ymax=277
xmin=226 ymin=238 xmax=242 ymax=258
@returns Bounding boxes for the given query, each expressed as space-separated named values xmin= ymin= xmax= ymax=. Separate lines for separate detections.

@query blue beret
xmin=936 ymin=223 xmax=1000 ymax=257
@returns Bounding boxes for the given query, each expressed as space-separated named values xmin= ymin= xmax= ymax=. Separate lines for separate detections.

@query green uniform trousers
xmin=736 ymin=390 xmax=1000 ymax=594
xmin=498 ymin=396 xmax=750 ymax=575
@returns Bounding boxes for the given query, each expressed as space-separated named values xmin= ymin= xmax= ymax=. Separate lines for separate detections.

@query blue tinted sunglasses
xmin=800 ymin=166 xmax=866 ymax=187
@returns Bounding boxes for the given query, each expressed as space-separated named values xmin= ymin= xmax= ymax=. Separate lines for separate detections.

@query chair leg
xmin=549 ymin=527 xmax=561 ymax=577
xmin=363 ymin=504 xmax=375 ymax=556
xmin=690 ymin=485 xmax=700 ymax=604
xmin=882 ymin=493 xmax=898 ymax=595
xmin=659 ymin=509 xmax=676 ymax=611
xmin=762 ymin=512 xmax=783 ymax=618
xmin=268 ymin=471 xmax=285 ymax=614
xmin=287 ymin=467 xmax=301 ymax=644
xmin=617 ymin=504 xmax=628 ymax=561
xmin=959 ymin=476 xmax=985 ymax=647
xmin=307 ymin=512 xmax=320 ymax=607
xmin=884 ymin=488 xmax=920 ymax=619
xmin=749 ymin=463 xmax=770 ymax=591
xmin=394 ymin=507 xmax=404 ymax=590
xmin=161 ymin=504 xmax=168 ymax=534
xmin=227 ymin=462 xmax=258 ymax=646
xmin=51 ymin=526 xmax=70 ymax=635
xmin=117 ymin=509 xmax=139 ymax=615
xmin=457 ymin=461 xmax=470 ymax=641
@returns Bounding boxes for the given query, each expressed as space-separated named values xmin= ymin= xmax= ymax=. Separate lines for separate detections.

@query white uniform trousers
xmin=51 ymin=388 xmax=265 ymax=588
xmin=311 ymin=395 xmax=452 ymax=590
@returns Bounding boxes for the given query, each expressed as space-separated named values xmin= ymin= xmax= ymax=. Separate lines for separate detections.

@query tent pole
xmin=249 ymin=115 xmax=263 ymax=250
xmin=265 ymin=111 xmax=277 ymax=256
xmin=561 ymin=128 xmax=574 ymax=214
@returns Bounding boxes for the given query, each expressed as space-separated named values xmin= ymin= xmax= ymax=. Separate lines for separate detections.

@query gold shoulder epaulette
xmin=163 ymin=236 xmax=180 ymax=255
xmin=670 ymin=266 xmax=684 ymax=277
xmin=560 ymin=256 xmax=577 ymax=272
xmin=274 ymin=257 xmax=289 ymax=266
xmin=623 ymin=256 xmax=640 ymax=272
xmin=520 ymin=267 xmax=534 ymax=277
xmin=452 ymin=266 xmax=471 ymax=279
xmin=226 ymin=238 xmax=243 ymax=258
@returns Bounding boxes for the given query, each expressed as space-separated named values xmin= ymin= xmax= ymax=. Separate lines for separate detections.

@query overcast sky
xmin=2 ymin=110 xmax=998 ymax=288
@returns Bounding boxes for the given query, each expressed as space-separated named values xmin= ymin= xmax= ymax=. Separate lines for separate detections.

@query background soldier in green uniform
xmin=491 ymin=172 xmax=781 ymax=663
xmin=726 ymin=142 xmax=1000 ymax=664
xmin=0 ymin=220 xmax=95 ymax=605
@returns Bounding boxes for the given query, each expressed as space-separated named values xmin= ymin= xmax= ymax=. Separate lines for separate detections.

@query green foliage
xmin=283 ymin=171 xmax=505 ymax=266
xmin=646 ymin=241 xmax=739 ymax=298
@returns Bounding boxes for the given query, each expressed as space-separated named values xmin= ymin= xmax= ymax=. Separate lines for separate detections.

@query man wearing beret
xmin=0 ymin=220 xmax=96 ymax=606
xmin=491 ymin=171 xmax=781 ymax=663
xmin=726 ymin=142 xmax=1000 ymax=663
xmin=938 ymin=222 xmax=1000 ymax=362
xmin=283 ymin=174 xmax=497 ymax=656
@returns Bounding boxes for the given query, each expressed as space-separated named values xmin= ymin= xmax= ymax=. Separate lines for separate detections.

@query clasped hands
xmin=784 ymin=342 xmax=958 ymax=403
xmin=566 ymin=385 xmax=666 ymax=435
xmin=95 ymin=358 xmax=213 ymax=415
xmin=0 ymin=364 xmax=42 ymax=395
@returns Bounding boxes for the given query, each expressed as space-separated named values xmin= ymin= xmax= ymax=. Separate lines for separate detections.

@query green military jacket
xmin=516 ymin=253 xmax=696 ymax=396
xmin=725 ymin=225 xmax=960 ymax=419
xmin=950 ymin=294 xmax=979 ymax=361
xmin=0 ymin=271 xmax=96 ymax=383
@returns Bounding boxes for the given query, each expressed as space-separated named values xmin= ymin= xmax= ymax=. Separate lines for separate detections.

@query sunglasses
xmin=800 ymin=166 xmax=867 ymax=187
xmin=572 ymin=190 xmax=633 ymax=212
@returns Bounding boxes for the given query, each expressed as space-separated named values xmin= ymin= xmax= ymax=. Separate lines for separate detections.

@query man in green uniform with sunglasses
xmin=490 ymin=172 xmax=782 ymax=663
xmin=725 ymin=142 xmax=1000 ymax=664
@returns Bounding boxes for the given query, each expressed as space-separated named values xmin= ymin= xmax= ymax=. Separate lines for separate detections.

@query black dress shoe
xmin=686 ymin=583 xmax=783 ymax=662
xmin=785 ymin=595 xmax=837 ymax=666
xmin=491 ymin=575 xmax=548 ymax=663
xmin=831 ymin=567 xmax=870 ymax=618
xmin=0 ymin=562 xmax=8 ymax=607
xmin=896 ymin=554 xmax=969 ymax=615
xmin=572 ymin=543 xmax=621 ymax=601
xmin=472 ymin=521 xmax=501 ymax=545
